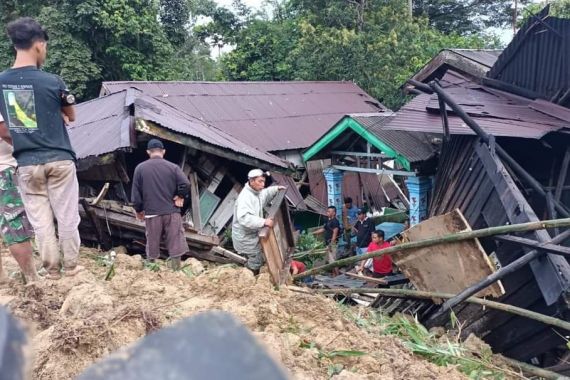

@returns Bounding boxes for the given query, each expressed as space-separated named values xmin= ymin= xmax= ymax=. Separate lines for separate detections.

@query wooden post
xmin=294 ymin=217 xmax=570 ymax=279
xmin=189 ymin=171 xmax=201 ymax=230
xmin=494 ymin=234 xmax=570 ymax=257
xmin=80 ymin=199 xmax=112 ymax=251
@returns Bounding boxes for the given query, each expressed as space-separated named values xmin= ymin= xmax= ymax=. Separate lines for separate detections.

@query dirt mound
xmin=0 ymin=247 xmax=474 ymax=379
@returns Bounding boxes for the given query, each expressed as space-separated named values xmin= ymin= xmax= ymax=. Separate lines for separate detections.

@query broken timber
xmin=294 ymin=217 xmax=570 ymax=279
xmin=259 ymin=190 xmax=295 ymax=286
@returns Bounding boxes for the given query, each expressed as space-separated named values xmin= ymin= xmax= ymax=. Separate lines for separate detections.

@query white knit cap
xmin=247 ymin=169 xmax=265 ymax=179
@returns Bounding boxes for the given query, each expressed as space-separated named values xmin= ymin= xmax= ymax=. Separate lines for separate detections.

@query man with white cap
xmin=232 ymin=169 xmax=285 ymax=274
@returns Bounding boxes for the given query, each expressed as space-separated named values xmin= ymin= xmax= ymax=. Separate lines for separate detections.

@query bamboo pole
xmin=305 ymin=287 xmax=570 ymax=332
xmin=294 ymin=217 xmax=570 ymax=279
xmin=501 ymin=357 xmax=570 ymax=380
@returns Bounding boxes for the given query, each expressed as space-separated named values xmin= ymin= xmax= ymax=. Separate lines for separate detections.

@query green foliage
xmin=222 ymin=0 xmax=500 ymax=109
xmin=293 ymin=231 xmax=325 ymax=269
xmin=0 ymin=0 xmax=218 ymax=100
xmin=383 ymin=316 xmax=505 ymax=379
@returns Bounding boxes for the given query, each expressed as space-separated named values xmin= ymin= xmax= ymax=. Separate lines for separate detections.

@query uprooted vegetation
xmin=0 ymin=247 xmax=527 ymax=380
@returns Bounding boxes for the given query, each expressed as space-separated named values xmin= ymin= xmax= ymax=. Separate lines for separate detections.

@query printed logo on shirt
xmin=2 ymin=85 xmax=38 ymax=131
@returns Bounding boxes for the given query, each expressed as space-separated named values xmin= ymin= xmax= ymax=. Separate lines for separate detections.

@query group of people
xmin=314 ymin=197 xmax=395 ymax=279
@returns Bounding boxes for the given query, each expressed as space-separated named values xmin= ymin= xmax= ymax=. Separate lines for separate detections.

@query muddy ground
xmin=0 ymin=247 xmax=522 ymax=379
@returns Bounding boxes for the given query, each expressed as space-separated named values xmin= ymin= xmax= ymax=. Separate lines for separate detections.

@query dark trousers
xmin=145 ymin=213 xmax=189 ymax=259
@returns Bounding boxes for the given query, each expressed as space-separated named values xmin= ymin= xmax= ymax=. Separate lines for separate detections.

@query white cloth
xmin=0 ymin=113 xmax=16 ymax=170
xmin=231 ymin=183 xmax=280 ymax=255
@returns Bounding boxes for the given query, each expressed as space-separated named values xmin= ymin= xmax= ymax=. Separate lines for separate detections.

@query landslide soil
xmin=0 ymin=247 xmax=511 ymax=380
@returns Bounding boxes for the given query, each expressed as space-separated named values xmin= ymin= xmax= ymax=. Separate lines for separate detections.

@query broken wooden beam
xmin=90 ymin=183 xmax=110 ymax=206
xmin=86 ymin=206 xmax=219 ymax=247
xmin=79 ymin=199 xmax=112 ymax=251
xmin=294 ymin=217 xmax=570 ymax=279
xmin=210 ymin=246 xmax=246 ymax=265
xmin=306 ymin=287 xmax=570 ymax=332
xmin=495 ymin=235 xmax=570 ymax=257
xmin=344 ymin=272 xmax=387 ymax=285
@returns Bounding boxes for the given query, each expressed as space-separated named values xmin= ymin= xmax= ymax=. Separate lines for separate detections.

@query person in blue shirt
xmin=342 ymin=197 xmax=360 ymax=245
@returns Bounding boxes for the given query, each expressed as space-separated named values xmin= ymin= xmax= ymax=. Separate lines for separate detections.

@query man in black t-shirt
xmin=313 ymin=206 xmax=340 ymax=276
xmin=0 ymin=18 xmax=80 ymax=280
xmin=353 ymin=209 xmax=375 ymax=255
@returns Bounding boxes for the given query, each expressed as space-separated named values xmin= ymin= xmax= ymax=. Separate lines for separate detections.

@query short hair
xmin=344 ymin=197 xmax=352 ymax=204
xmin=7 ymin=17 xmax=49 ymax=50
xmin=327 ymin=205 xmax=336 ymax=212
xmin=372 ymin=229 xmax=385 ymax=239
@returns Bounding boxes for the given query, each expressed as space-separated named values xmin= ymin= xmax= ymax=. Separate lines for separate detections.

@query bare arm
xmin=313 ymin=227 xmax=325 ymax=235
xmin=62 ymin=105 xmax=76 ymax=123
xmin=0 ymin=122 xmax=12 ymax=145
xmin=331 ymin=227 xmax=339 ymax=243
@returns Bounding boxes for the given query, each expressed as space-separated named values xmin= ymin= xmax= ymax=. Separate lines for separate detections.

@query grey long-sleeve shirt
xmin=131 ymin=157 xmax=190 ymax=215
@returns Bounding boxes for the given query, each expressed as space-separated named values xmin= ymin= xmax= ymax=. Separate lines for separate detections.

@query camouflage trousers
xmin=0 ymin=167 xmax=33 ymax=246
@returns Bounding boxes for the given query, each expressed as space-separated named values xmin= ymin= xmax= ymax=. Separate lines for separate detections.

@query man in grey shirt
xmin=131 ymin=139 xmax=190 ymax=269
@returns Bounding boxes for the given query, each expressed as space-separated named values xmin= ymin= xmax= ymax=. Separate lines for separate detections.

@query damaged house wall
xmin=68 ymin=88 xmax=301 ymax=264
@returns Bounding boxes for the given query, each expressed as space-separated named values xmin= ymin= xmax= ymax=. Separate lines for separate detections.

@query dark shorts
xmin=145 ymin=213 xmax=189 ymax=259
xmin=0 ymin=167 xmax=34 ymax=246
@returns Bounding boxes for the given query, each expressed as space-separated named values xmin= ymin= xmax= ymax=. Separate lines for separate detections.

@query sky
xmin=214 ymin=0 xmax=265 ymax=10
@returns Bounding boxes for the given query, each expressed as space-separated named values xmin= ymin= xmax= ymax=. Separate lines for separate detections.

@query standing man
xmin=232 ymin=169 xmax=285 ymax=274
xmin=0 ymin=18 xmax=81 ymax=280
xmin=0 ymin=113 xmax=38 ymax=283
xmin=353 ymin=208 xmax=375 ymax=256
xmin=342 ymin=197 xmax=359 ymax=243
xmin=313 ymin=206 xmax=340 ymax=276
xmin=131 ymin=139 xmax=190 ymax=270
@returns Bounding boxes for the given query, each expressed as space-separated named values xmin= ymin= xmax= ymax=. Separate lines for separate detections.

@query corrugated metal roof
xmin=389 ymin=71 xmax=569 ymax=139
xmin=101 ymin=81 xmax=386 ymax=152
xmin=351 ymin=114 xmax=438 ymax=163
xmin=134 ymin=95 xmax=288 ymax=168
xmin=488 ymin=7 xmax=570 ymax=101
xmin=270 ymin=172 xmax=307 ymax=210
xmin=448 ymin=49 xmax=502 ymax=68
xmin=68 ymin=91 xmax=133 ymax=160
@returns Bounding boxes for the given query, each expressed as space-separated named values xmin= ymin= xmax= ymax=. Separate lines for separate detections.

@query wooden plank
xmin=189 ymin=172 xmax=201 ymax=230
xmin=475 ymin=141 xmax=570 ymax=306
xmin=555 ymin=146 xmax=570 ymax=202
xmin=88 ymin=206 xmax=219 ymax=247
xmin=207 ymin=169 xmax=226 ymax=193
xmin=394 ymin=209 xmax=504 ymax=299
xmin=210 ymin=246 xmax=247 ymax=265
xmin=203 ymin=183 xmax=242 ymax=235
xmin=79 ymin=199 xmax=112 ymax=251
xmin=495 ymin=235 xmax=570 ymax=257
xmin=259 ymin=190 xmax=294 ymax=286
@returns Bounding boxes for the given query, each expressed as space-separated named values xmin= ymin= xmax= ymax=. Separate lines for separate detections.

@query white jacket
xmin=232 ymin=183 xmax=280 ymax=255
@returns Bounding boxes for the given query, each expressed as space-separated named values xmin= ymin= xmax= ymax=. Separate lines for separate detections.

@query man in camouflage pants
xmin=0 ymin=113 xmax=38 ymax=283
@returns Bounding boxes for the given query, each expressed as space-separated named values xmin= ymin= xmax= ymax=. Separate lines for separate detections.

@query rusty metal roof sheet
xmin=351 ymin=114 xmax=438 ymax=163
xmin=448 ymin=49 xmax=502 ymax=68
xmin=488 ymin=6 xmax=570 ymax=102
xmin=389 ymin=71 xmax=569 ymax=139
xmin=134 ymin=95 xmax=288 ymax=169
xmin=68 ymin=91 xmax=133 ymax=160
xmin=101 ymin=81 xmax=386 ymax=152
xmin=270 ymin=172 xmax=307 ymax=210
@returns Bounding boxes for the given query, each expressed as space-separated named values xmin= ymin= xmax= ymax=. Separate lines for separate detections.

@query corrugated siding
xmin=488 ymin=9 xmax=570 ymax=101
xmin=101 ymin=81 xmax=387 ymax=152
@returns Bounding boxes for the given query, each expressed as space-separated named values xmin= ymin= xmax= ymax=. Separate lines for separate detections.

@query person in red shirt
xmin=290 ymin=260 xmax=306 ymax=275
xmin=357 ymin=230 xmax=393 ymax=277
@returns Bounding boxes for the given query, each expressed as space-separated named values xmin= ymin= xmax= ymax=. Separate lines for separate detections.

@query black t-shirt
xmin=0 ymin=66 xmax=75 ymax=166
xmin=354 ymin=218 xmax=375 ymax=248
xmin=324 ymin=217 xmax=340 ymax=244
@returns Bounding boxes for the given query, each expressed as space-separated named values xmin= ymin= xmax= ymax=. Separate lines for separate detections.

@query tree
xmin=222 ymin=0 xmax=498 ymax=108
xmin=412 ymin=0 xmax=532 ymax=35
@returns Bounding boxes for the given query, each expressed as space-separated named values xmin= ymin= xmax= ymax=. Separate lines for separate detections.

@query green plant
xmin=144 ymin=261 xmax=161 ymax=272
xmin=383 ymin=316 xmax=506 ymax=379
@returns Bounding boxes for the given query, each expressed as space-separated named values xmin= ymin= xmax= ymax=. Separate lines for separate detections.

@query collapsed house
xmin=392 ymin=7 xmax=570 ymax=369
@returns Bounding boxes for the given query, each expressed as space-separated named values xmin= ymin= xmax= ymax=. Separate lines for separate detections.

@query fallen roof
xmin=68 ymin=90 xmax=133 ymax=160
xmin=488 ymin=6 xmax=570 ymax=102
xmin=100 ymin=81 xmax=387 ymax=153
xmin=407 ymin=49 xmax=501 ymax=89
xmin=69 ymin=90 xmax=289 ymax=169
xmin=302 ymin=112 xmax=438 ymax=170
xmin=389 ymin=71 xmax=570 ymax=139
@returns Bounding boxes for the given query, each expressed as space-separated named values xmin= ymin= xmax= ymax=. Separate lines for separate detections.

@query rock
xmin=114 ymin=253 xmax=143 ymax=270
xmin=183 ymin=258 xmax=205 ymax=275
xmin=60 ymin=283 xmax=114 ymax=318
